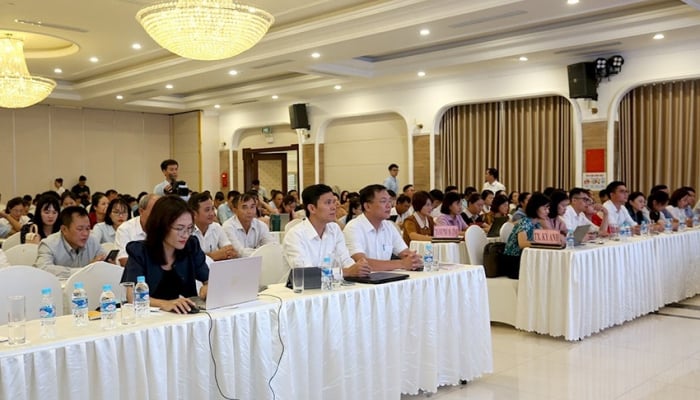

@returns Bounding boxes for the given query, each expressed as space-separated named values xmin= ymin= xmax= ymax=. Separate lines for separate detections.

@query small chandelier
xmin=0 ymin=34 xmax=56 ymax=108
xmin=136 ymin=0 xmax=274 ymax=61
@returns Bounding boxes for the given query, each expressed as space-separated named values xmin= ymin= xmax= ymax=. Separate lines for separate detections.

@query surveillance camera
xmin=417 ymin=123 xmax=424 ymax=130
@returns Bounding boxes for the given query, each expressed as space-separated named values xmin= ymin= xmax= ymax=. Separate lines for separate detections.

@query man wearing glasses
xmin=563 ymin=188 xmax=609 ymax=235
xmin=603 ymin=181 xmax=639 ymax=233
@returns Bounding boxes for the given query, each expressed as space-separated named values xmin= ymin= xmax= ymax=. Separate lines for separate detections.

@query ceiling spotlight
xmin=419 ymin=29 xmax=430 ymax=36
xmin=228 ymin=69 xmax=238 ymax=76
xmin=417 ymin=71 xmax=426 ymax=77
xmin=334 ymin=85 xmax=342 ymax=90
xmin=214 ymin=104 xmax=221 ymax=109
xmin=89 ymin=56 xmax=99 ymax=63
xmin=116 ymin=95 xmax=124 ymax=100
xmin=519 ymin=56 xmax=528 ymax=62
xmin=653 ymin=33 xmax=665 ymax=40
xmin=311 ymin=52 xmax=321 ymax=58
xmin=567 ymin=0 xmax=579 ymax=4
xmin=271 ymin=95 xmax=278 ymax=100
xmin=594 ymin=57 xmax=608 ymax=78
xmin=607 ymin=55 xmax=624 ymax=75
xmin=165 ymin=84 xmax=174 ymax=89
xmin=53 ymin=68 xmax=63 ymax=74
xmin=131 ymin=43 xmax=142 ymax=50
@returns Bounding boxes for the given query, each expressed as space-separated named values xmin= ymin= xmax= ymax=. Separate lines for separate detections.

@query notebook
xmin=190 ymin=256 xmax=262 ymax=310
xmin=343 ymin=272 xmax=409 ymax=284
xmin=487 ymin=216 xmax=510 ymax=238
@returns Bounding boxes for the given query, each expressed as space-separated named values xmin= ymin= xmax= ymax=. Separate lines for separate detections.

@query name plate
xmin=434 ymin=225 xmax=459 ymax=238
xmin=533 ymin=229 xmax=561 ymax=244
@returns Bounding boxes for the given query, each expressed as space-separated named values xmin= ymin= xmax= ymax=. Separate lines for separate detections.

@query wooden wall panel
xmin=412 ymin=135 xmax=431 ymax=191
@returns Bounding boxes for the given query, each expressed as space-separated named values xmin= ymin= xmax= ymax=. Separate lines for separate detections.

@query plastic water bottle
xmin=678 ymin=213 xmax=686 ymax=232
xmin=134 ymin=276 xmax=150 ymax=320
xmin=664 ymin=218 xmax=672 ymax=234
xmin=321 ymin=256 xmax=333 ymax=291
xmin=566 ymin=229 xmax=575 ymax=249
xmin=331 ymin=255 xmax=343 ymax=289
xmin=71 ymin=282 xmax=89 ymax=327
xmin=39 ymin=288 xmax=56 ymax=339
xmin=640 ymin=221 xmax=649 ymax=236
xmin=423 ymin=243 xmax=434 ymax=271
xmin=100 ymin=284 xmax=117 ymax=330
xmin=693 ymin=213 xmax=700 ymax=228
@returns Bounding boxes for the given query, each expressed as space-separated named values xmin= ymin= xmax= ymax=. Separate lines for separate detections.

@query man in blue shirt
xmin=382 ymin=163 xmax=399 ymax=194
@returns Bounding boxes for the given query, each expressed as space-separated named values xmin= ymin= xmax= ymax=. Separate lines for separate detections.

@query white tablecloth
xmin=516 ymin=229 xmax=700 ymax=341
xmin=410 ymin=241 xmax=469 ymax=265
xmin=1 ymin=266 xmax=493 ymax=399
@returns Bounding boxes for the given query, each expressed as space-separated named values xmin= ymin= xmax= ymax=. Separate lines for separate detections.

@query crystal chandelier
xmin=0 ymin=35 xmax=56 ymax=108
xmin=136 ymin=0 xmax=274 ymax=61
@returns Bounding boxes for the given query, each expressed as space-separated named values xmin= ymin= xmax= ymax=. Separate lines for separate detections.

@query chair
xmin=63 ymin=261 xmax=124 ymax=313
xmin=0 ymin=266 xmax=63 ymax=324
xmin=284 ymin=218 xmax=303 ymax=231
xmin=465 ymin=225 xmax=488 ymax=265
xmin=101 ymin=242 xmax=118 ymax=252
xmin=249 ymin=243 xmax=287 ymax=289
xmin=499 ymin=221 xmax=514 ymax=243
xmin=2 ymin=231 xmax=22 ymax=250
xmin=4 ymin=243 xmax=39 ymax=266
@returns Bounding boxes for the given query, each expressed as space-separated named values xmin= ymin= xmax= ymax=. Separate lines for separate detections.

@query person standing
xmin=154 ymin=159 xmax=179 ymax=195
xmin=483 ymin=167 xmax=506 ymax=193
xmin=383 ymin=164 xmax=399 ymax=195
xmin=71 ymin=175 xmax=91 ymax=207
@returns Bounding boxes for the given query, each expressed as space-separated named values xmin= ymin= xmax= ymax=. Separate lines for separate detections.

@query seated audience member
xmin=461 ymin=193 xmax=491 ymax=233
xmin=122 ymin=196 xmax=208 ymax=314
xmin=667 ymin=187 xmax=692 ymax=224
xmin=88 ymin=192 xmax=109 ymax=228
xmin=337 ymin=197 xmax=362 ymax=230
xmin=223 ymin=191 xmax=275 ymax=257
xmin=34 ymin=206 xmax=108 ymax=278
xmin=268 ymin=190 xmax=283 ymax=212
xmin=460 ymin=187 xmax=478 ymax=211
xmin=91 ymin=198 xmax=131 ymax=244
xmin=429 ymin=189 xmax=444 ymax=219
xmin=283 ymin=184 xmax=370 ymax=277
xmin=340 ymin=190 xmax=350 ymax=206
xmin=563 ymin=188 xmax=608 ymax=235
xmin=188 ymin=192 xmax=236 ymax=261
xmin=402 ymin=191 xmax=435 ymax=245
xmin=681 ymin=186 xmax=696 ymax=218
xmin=71 ymin=175 xmax=91 ymax=206
xmin=481 ymin=190 xmax=494 ymax=213
xmin=508 ymin=191 xmax=520 ymax=213
xmin=598 ymin=188 xmax=609 ymax=204
xmin=344 ymin=184 xmax=422 ymax=271
xmin=603 ymin=181 xmax=639 ymax=233
xmin=60 ymin=191 xmax=79 ymax=209
xmin=625 ymin=191 xmax=650 ymax=226
xmin=483 ymin=167 xmax=506 ymax=193
xmin=217 ymin=190 xmax=238 ymax=224
xmin=333 ymin=192 xmax=348 ymax=219
xmin=390 ymin=194 xmax=412 ymax=229
xmin=650 ymin=184 xmax=669 ymax=195
xmin=251 ymin=179 xmax=268 ymax=201
xmin=647 ymin=190 xmax=672 ymax=232
xmin=53 ymin=178 xmax=66 ymax=196
xmin=403 ymin=184 xmax=416 ymax=199
xmin=21 ymin=194 xmax=61 ymax=244
xmin=213 ymin=191 xmax=225 ymax=211
xmin=501 ymin=193 xmax=553 ymax=279
xmin=115 ymin=194 xmax=160 ymax=266
xmin=484 ymin=194 xmax=510 ymax=225
xmin=281 ymin=195 xmax=299 ymax=220
xmin=546 ymin=190 xmax=569 ymax=236
xmin=435 ymin=192 xmax=468 ymax=233
xmin=511 ymin=192 xmax=531 ymax=222
xmin=105 ymin=189 xmax=119 ymax=201
xmin=0 ymin=197 xmax=30 ymax=238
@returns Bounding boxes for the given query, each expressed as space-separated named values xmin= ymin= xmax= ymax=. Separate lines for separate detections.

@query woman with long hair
xmin=91 ymin=197 xmax=131 ymax=244
xmin=21 ymin=193 xmax=61 ymax=243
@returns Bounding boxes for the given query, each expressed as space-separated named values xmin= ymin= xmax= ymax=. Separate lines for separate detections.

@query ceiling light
xmin=136 ymin=1 xmax=274 ymax=61
xmin=567 ymin=0 xmax=579 ymax=4
xmin=214 ymin=104 xmax=221 ymax=109
xmin=653 ymin=33 xmax=665 ymax=40
xmin=89 ymin=56 xmax=99 ymax=63
xmin=519 ymin=56 xmax=528 ymax=61
xmin=0 ymin=34 xmax=56 ymax=108
xmin=53 ymin=68 xmax=63 ymax=74
xmin=131 ymin=43 xmax=142 ymax=50
xmin=419 ymin=29 xmax=430 ymax=36
xmin=334 ymin=85 xmax=342 ymax=90
xmin=417 ymin=71 xmax=426 ymax=77
xmin=271 ymin=95 xmax=278 ymax=100
xmin=311 ymin=52 xmax=321 ymax=59
xmin=228 ymin=69 xmax=238 ymax=76
xmin=116 ymin=95 xmax=124 ymax=100
xmin=165 ymin=84 xmax=174 ymax=89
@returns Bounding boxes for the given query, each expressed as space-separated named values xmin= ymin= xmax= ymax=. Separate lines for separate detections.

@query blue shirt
xmin=383 ymin=176 xmax=398 ymax=194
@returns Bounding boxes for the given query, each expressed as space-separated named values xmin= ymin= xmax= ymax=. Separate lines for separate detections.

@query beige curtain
xmin=439 ymin=96 xmax=573 ymax=192
xmin=618 ymin=81 xmax=700 ymax=193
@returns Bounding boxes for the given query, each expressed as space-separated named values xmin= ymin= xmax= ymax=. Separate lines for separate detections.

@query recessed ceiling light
xmin=165 ymin=84 xmax=174 ymax=89
xmin=311 ymin=52 xmax=321 ymax=59
xmin=228 ymin=69 xmax=238 ymax=76
xmin=131 ymin=43 xmax=142 ymax=50
xmin=417 ymin=71 xmax=426 ymax=77
xmin=89 ymin=56 xmax=99 ymax=63
xmin=116 ymin=95 xmax=123 ymax=100
xmin=214 ymin=104 xmax=221 ymax=109
xmin=567 ymin=0 xmax=579 ymax=4
xmin=519 ymin=56 xmax=528 ymax=61
xmin=653 ymin=33 xmax=665 ymax=40
xmin=53 ymin=68 xmax=62 ymax=74
xmin=334 ymin=85 xmax=342 ymax=90
xmin=420 ymin=29 xmax=430 ymax=36
xmin=272 ymin=95 xmax=279 ymax=100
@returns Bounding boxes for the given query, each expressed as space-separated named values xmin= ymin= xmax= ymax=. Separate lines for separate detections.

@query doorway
xmin=242 ymin=145 xmax=298 ymax=198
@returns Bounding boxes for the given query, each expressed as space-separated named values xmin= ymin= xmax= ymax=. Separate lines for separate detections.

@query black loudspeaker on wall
xmin=567 ymin=62 xmax=598 ymax=100
xmin=289 ymin=103 xmax=310 ymax=130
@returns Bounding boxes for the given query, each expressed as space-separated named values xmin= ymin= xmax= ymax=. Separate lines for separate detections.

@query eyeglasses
xmin=171 ymin=225 xmax=195 ymax=236
xmin=573 ymin=196 xmax=593 ymax=204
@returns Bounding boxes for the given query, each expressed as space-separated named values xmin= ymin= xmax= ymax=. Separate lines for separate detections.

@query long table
xmin=516 ymin=229 xmax=700 ymax=341
xmin=0 ymin=266 xmax=493 ymax=399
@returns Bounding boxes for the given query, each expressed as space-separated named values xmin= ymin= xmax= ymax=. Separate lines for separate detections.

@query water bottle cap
xmin=74 ymin=282 xmax=84 ymax=289
xmin=102 ymin=284 xmax=112 ymax=291
xmin=41 ymin=288 xmax=51 ymax=295
xmin=137 ymin=276 xmax=145 ymax=283
xmin=323 ymin=256 xmax=331 ymax=262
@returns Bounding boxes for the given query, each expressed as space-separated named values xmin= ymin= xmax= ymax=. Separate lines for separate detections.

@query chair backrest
xmin=2 ymin=231 xmax=22 ymax=250
xmin=63 ymin=261 xmax=124 ymax=313
xmin=465 ymin=225 xmax=488 ymax=265
xmin=0 ymin=265 xmax=63 ymax=324
xmin=249 ymin=243 xmax=286 ymax=288
xmin=500 ymin=221 xmax=515 ymax=243
xmin=4 ymin=243 xmax=39 ymax=266
xmin=284 ymin=218 xmax=303 ymax=232
xmin=101 ymin=242 xmax=118 ymax=252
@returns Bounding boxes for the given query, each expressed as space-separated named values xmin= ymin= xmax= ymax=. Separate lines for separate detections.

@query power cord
xmin=203 ymin=310 xmax=238 ymax=400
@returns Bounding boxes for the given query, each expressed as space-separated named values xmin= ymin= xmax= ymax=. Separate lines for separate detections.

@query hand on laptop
xmin=161 ymin=297 xmax=197 ymax=314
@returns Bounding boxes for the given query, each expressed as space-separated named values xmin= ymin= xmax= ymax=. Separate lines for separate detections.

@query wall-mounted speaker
xmin=567 ymin=62 xmax=598 ymax=100
xmin=289 ymin=103 xmax=310 ymax=130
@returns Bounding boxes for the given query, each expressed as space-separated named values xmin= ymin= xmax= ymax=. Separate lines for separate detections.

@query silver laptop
xmin=573 ymin=224 xmax=591 ymax=245
xmin=194 ymin=256 xmax=263 ymax=310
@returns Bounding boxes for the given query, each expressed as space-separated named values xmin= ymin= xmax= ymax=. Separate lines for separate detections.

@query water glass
xmin=120 ymin=282 xmax=136 ymax=325
xmin=7 ymin=295 xmax=26 ymax=345
xmin=292 ymin=265 xmax=305 ymax=294
xmin=609 ymin=224 xmax=620 ymax=241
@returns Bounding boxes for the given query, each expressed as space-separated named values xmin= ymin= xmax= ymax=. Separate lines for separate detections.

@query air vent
xmin=231 ymin=99 xmax=259 ymax=106
xmin=448 ymin=10 xmax=528 ymax=29
xmin=250 ymin=60 xmax=294 ymax=69
xmin=130 ymin=89 xmax=157 ymax=96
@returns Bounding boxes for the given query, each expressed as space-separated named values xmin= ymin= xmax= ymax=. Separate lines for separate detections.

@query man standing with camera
xmin=154 ymin=159 xmax=180 ymax=195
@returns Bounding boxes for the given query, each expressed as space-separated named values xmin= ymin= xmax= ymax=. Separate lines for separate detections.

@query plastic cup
xmin=120 ymin=282 xmax=136 ymax=325
xmin=7 ymin=295 xmax=26 ymax=345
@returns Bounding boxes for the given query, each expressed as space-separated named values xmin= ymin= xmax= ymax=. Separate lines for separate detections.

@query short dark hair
xmin=5 ymin=197 xmax=23 ymax=213
xmin=79 ymin=175 xmax=87 ymax=181
xmin=234 ymin=191 xmax=258 ymax=208
xmin=463 ymin=186 xmax=478 ymax=197
xmin=486 ymin=167 xmax=499 ymax=180
xmin=227 ymin=190 xmax=239 ymax=200
xmin=444 ymin=185 xmax=458 ymax=193
xmin=252 ymin=179 xmax=260 ymax=185
xmin=628 ymin=191 xmax=645 ymax=205
xmin=388 ymin=163 xmax=398 ymax=171
xmin=187 ymin=191 xmax=212 ymax=211
xmin=59 ymin=206 xmax=89 ymax=227
xmin=605 ymin=181 xmax=626 ymax=194
xmin=650 ymin=184 xmax=668 ymax=194
xmin=547 ymin=190 xmax=568 ymax=219
xmin=281 ymin=195 xmax=296 ymax=207
xmin=598 ymin=188 xmax=609 ymax=199
xmin=160 ymin=159 xmax=178 ymax=171
xmin=669 ymin=187 xmax=690 ymax=207
xmin=411 ymin=191 xmax=432 ymax=212
xmin=359 ymin=184 xmax=388 ymax=212
xmin=517 ymin=192 xmax=531 ymax=206
xmin=429 ymin=189 xmax=444 ymax=202
xmin=525 ymin=192 xmax=550 ymax=219
xmin=61 ymin=191 xmax=79 ymax=204
xmin=648 ymin=190 xmax=669 ymax=207
xmin=440 ymin=192 xmax=461 ymax=214
xmin=491 ymin=194 xmax=509 ymax=213
xmin=467 ymin=193 xmax=482 ymax=205
xmin=396 ymin=194 xmax=411 ymax=205
xmin=301 ymin=184 xmax=333 ymax=217
xmin=214 ymin=191 xmax=225 ymax=201
xmin=145 ymin=196 xmax=193 ymax=266
xmin=387 ymin=189 xmax=396 ymax=198
xmin=104 ymin=198 xmax=131 ymax=226
xmin=480 ymin=190 xmax=494 ymax=201
xmin=105 ymin=189 xmax=118 ymax=197
xmin=55 ymin=178 xmax=63 ymax=184
xmin=568 ymin=187 xmax=589 ymax=201
xmin=402 ymin=184 xmax=414 ymax=193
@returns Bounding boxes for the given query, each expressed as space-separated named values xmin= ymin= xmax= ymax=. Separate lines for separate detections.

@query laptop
xmin=343 ymin=272 xmax=409 ymax=284
xmin=190 ymin=256 xmax=262 ymax=310
xmin=572 ymin=224 xmax=591 ymax=245
xmin=487 ymin=216 xmax=510 ymax=238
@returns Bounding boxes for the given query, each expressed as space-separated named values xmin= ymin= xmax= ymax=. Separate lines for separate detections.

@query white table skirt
xmin=410 ymin=241 xmax=469 ymax=265
xmin=516 ymin=229 xmax=700 ymax=341
xmin=1 ymin=266 xmax=493 ymax=399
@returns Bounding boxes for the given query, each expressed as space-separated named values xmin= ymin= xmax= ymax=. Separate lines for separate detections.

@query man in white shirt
xmin=189 ymin=192 xmax=236 ymax=261
xmin=482 ymin=167 xmax=506 ymax=193
xmin=217 ymin=190 xmax=238 ymax=224
xmin=223 ymin=191 xmax=275 ymax=257
xmin=115 ymin=193 xmax=160 ymax=266
xmin=389 ymin=194 xmax=411 ymax=229
xmin=344 ymin=184 xmax=422 ymax=271
xmin=382 ymin=163 xmax=399 ymax=195
xmin=603 ymin=181 xmax=639 ymax=232
xmin=53 ymin=178 xmax=66 ymax=195
xmin=283 ymin=184 xmax=369 ymax=277
xmin=563 ymin=188 xmax=608 ymax=235
xmin=153 ymin=159 xmax=179 ymax=195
